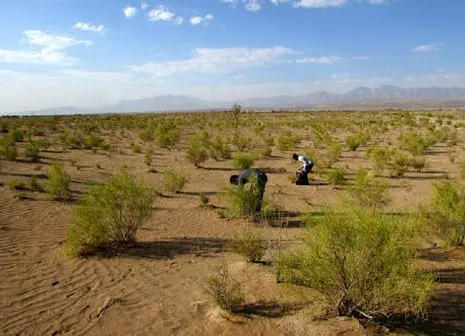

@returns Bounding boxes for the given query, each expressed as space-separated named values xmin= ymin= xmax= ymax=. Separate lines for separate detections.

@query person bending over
xmin=292 ymin=153 xmax=314 ymax=185
xmin=230 ymin=168 xmax=268 ymax=213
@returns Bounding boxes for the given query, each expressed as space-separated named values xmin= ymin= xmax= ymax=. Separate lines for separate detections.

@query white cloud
xmin=0 ymin=49 xmax=76 ymax=65
xmin=351 ymin=55 xmax=372 ymax=60
xmin=296 ymin=55 xmax=342 ymax=63
xmin=244 ymin=0 xmax=262 ymax=11
xmin=128 ymin=46 xmax=295 ymax=76
xmin=413 ymin=43 xmax=443 ymax=53
xmin=147 ymin=5 xmax=183 ymax=24
xmin=141 ymin=2 xmax=149 ymax=10
xmin=73 ymin=22 xmax=107 ymax=33
xmin=293 ymin=0 xmax=348 ymax=8
xmin=23 ymin=30 xmax=92 ymax=50
xmin=0 ymin=30 xmax=91 ymax=66
xmin=123 ymin=6 xmax=137 ymax=18
xmin=190 ymin=14 xmax=214 ymax=25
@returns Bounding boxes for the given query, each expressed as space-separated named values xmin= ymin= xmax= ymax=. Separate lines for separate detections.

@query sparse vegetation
xmin=229 ymin=228 xmax=265 ymax=262
xmin=162 ymin=168 xmax=187 ymax=193
xmin=232 ymin=154 xmax=254 ymax=170
xmin=324 ymin=168 xmax=345 ymax=185
xmin=205 ymin=263 xmax=244 ymax=313
xmin=46 ymin=162 xmax=71 ymax=201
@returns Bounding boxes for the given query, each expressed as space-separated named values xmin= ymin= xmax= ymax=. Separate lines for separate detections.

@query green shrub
xmin=8 ymin=129 xmax=24 ymax=142
xmin=67 ymin=133 xmax=84 ymax=149
xmin=275 ymin=205 xmax=435 ymax=318
xmin=162 ymin=168 xmax=187 ymax=193
xmin=144 ymin=147 xmax=153 ymax=166
xmin=210 ymin=136 xmax=231 ymax=160
xmin=223 ymin=175 xmax=264 ymax=219
xmin=367 ymin=146 xmax=391 ymax=176
xmin=131 ymin=143 xmax=142 ymax=153
xmin=46 ymin=162 xmax=71 ymax=201
xmin=409 ymin=156 xmax=428 ymax=173
xmin=199 ymin=193 xmax=209 ymax=205
xmin=421 ymin=181 xmax=465 ymax=246
xmin=349 ymin=168 xmax=390 ymax=209
xmin=233 ymin=136 xmax=253 ymax=151
xmin=24 ymin=142 xmax=40 ymax=162
xmin=277 ymin=133 xmax=300 ymax=151
xmin=232 ymin=154 xmax=254 ymax=170
xmin=0 ymin=137 xmax=17 ymax=161
xmin=8 ymin=178 xmax=27 ymax=191
xmin=30 ymin=177 xmax=44 ymax=192
xmin=459 ymin=158 xmax=465 ymax=180
xmin=324 ymin=168 xmax=345 ymax=185
xmin=229 ymin=228 xmax=265 ymax=262
xmin=397 ymin=132 xmax=431 ymax=155
xmin=66 ymin=168 xmax=156 ymax=256
xmin=346 ymin=136 xmax=360 ymax=151
xmin=205 ymin=263 xmax=245 ymax=313
xmin=155 ymin=120 xmax=180 ymax=148
xmin=328 ymin=141 xmax=341 ymax=163
xmin=390 ymin=151 xmax=409 ymax=177
xmin=259 ymin=146 xmax=272 ymax=158
xmin=84 ymin=135 xmax=105 ymax=149
xmin=185 ymin=134 xmax=210 ymax=167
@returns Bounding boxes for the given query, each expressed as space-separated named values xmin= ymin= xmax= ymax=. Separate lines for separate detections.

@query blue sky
xmin=0 ymin=0 xmax=464 ymax=112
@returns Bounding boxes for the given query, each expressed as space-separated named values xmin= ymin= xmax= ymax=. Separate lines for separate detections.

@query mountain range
xmin=18 ymin=85 xmax=465 ymax=116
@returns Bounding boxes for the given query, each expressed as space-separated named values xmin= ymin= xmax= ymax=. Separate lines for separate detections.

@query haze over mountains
xmin=17 ymin=85 xmax=465 ymax=116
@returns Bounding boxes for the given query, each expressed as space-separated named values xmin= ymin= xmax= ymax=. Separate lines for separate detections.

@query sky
xmin=0 ymin=0 xmax=464 ymax=112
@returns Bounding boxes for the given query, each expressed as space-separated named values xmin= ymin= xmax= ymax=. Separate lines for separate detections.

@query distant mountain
xmin=22 ymin=85 xmax=465 ymax=116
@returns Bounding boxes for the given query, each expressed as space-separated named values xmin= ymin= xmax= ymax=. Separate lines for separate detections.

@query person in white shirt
xmin=292 ymin=153 xmax=314 ymax=185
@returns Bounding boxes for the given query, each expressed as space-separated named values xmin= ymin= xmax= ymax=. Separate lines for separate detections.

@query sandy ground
xmin=1 ymin=111 xmax=465 ymax=335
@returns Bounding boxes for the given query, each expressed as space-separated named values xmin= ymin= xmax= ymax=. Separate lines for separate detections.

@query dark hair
xmin=292 ymin=153 xmax=299 ymax=161
xmin=230 ymin=175 xmax=239 ymax=185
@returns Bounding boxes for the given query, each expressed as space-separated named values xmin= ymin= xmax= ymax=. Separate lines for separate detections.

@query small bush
xmin=46 ymin=162 xmax=71 ymax=201
xmin=155 ymin=120 xmax=180 ymax=148
xmin=0 ymin=137 xmax=17 ymax=161
xmin=232 ymin=154 xmax=254 ymax=170
xmin=66 ymin=168 xmax=156 ymax=256
xmin=259 ymin=146 xmax=272 ymax=158
xmin=367 ymin=146 xmax=391 ymax=176
xmin=144 ymin=147 xmax=153 ymax=166
xmin=223 ymin=175 xmax=264 ymax=219
xmin=277 ymin=133 xmax=300 ymax=152
xmin=390 ymin=151 xmax=409 ymax=177
xmin=132 ymin=143 xmax=142 ymax=154
xmin=8 ymin=129 xmax=24 ymax=142
xmin=229 ymin=228 xmax=265 ymax=262
xmin=210 ymin=136 xmax=231 ymax=160
xmin=30 ymin=177 xmax=44 ymax=192
xmin=8 ymin=178 xmax=27 ymax=191
xmin=84 ymin=135 xmax=105 ymax=150
xmin=185 ymin=135 xmax=210 ymax=167
xmin=199 ymin=193 xmax=209 ymax=205
xmin=275 ymin=204 xmax=435 ymax=318
xmin=205 ymin=263 xmax=245 ymax=313
xmin=409 ymin=156 xmax=428 ymax=173
xmin=162 ymin=168 xmax=187 ymax=193
xmin=24 ymin=141 xmax=40 ymax=162
xmin=324 ymin=168 xmax=345 ymax=185
xmin=458 ymin=158 xmax=465 ymax=180
xmin=233 ymin=136 xmax=253 ymax=151
xmin=349 ymin=168 xmax=390 ymax=209
xmin=421 ymin=181 xmax=465 ymax=246
xmin=346 ymin=136 xmax=360 ymax=151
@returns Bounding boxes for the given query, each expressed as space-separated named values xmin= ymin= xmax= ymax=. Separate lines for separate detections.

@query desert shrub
xmin=162 ymin=168 xmax=187 ymax=193
xmin=324 ymin=168 xmax=345 ymax=185
xmin=355 ymin=132 xmax=370 ymax=147
xmin=459 ymin=159 xmax=465 ymax=180
xmin=155 ymin=120 xmax=180 ymax=148
xmin=30 ymin=177 xmax=44 ymax=192
xmin=185 ymin=133 xmax=210 ymax=167
xmin=8 ymin=129 xmax=24 ymax=142
xmin=367 ymin=146 xmax=391 ymax=176
xmin=421 ymin=181 xmax=465 ymax=246
xmin=131 ymin=143 xmax=142 ymax=153
xmin=233 ymin=136 xmax=253 ymax=151
xmin=390 ymin=151 xmax=409 ymax=177
xmin=84 ymin=135 xmax=105 ymax=149
xmin=205 ymin=263 xmax=245 ymax=313
xmin=409 ymin=156 xmax=428 ymax=173
xmin=263 ymin=136 xmax=275 ymax=147
xmin=8 ymin=178 xmax=27 ymax=190
xmin=199 ymin=193 xmax=209 ymax=205
xmin=66 ymin=168 xmax=156 ymax=256
xmin=259 ymin=146 xmax=272 ymax=158
xmin=229 ymin=228 xmax=265 ymax=263
xmin=24 ymin=140 xmax=42 ymax=162
xmin=46 ymin=162 xmax=71 ymax=201
xmin=397 ymin=132 xmax=431 ymax=156
xmin=67 ymin=133 xmax=85 ymax=149
xmin=223 ymin=175 xmax=264 ymax=219
xmin=275 ymin=205 xmax=435 ymax=318
xmin=0 ymin=137 xmax=17 ymax=161
xmin=277 ymin=133 xmax=300 ymax=151
xmin=346 ymin=136 xmax=360 ymax=151
xmin=210 ymin=136 xmax=231 ymax=160
xmin=349 ymin=168 xmax=390 ymax=209
xmin=232 ymin=154 xmax=254 ymax=170
xmin=328 ymin=141 xmax=341 ymax=162
xmin=144 ymin=147 xmax=153 ymax=166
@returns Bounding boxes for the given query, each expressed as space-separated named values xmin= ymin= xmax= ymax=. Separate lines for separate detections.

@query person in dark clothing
xmin=230 ymin=168 xmax=268 ymax=213
xmin=292 ymin=153 xmax=314 ymax=185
